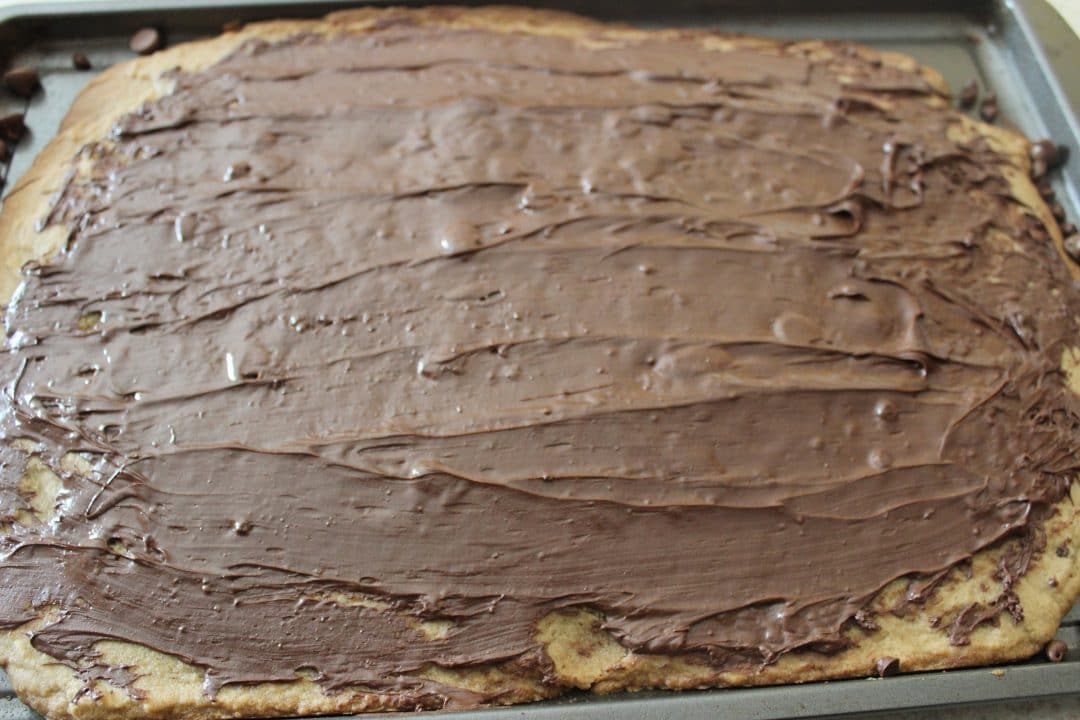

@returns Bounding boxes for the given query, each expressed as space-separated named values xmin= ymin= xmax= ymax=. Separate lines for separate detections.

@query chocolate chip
xmin=130 ymin=27 xmax=163 ymax=55
xmin=875 ymin=656 xmax=900 ymax=677
xmin=979 ymin=92 xmax=998 ymax=123
xmin=1063 ymin=222 xmax=1077 ymax=236
xmin=1065 ymin=233 xmax=1080 ymax=262
xmin=1057 ymin=542 xmax=1071 ymax=557
xmin=1032 ymin=139 xmax=1064 ymax=166
xmin=223 ymin=19 xmax=245 ymax=33
xmin=72 ymin=52 xmax=92 ymax=71
xmin=1045 ymin=639 xmax=1067 ymax=663
xmin=0 ymin=113 xmax=26 ymax=143
xmin=959 ymin=79 xmax=978 ymax=109
xmin=3 ymin=67 xmax=39 ymax=98
xmin=1031 ymin=139 xmax=1065 ymax=179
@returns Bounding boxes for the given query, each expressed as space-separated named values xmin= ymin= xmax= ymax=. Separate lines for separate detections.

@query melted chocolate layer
xmin=1 ymin=16 xmax=1079 ymax=707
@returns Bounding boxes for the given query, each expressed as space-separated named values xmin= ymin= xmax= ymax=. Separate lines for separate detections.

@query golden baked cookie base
xmin=0 ymin=7 xmax=1077 ymax=718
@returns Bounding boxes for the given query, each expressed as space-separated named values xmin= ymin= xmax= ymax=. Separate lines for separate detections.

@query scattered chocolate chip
xmin=1048 ymin=576 xmax=1058 ymax=588
xmin=875 ymin=656 xmax=900 ymax=678
xmin=1065 ymin=234 xmax=1080 ymax=263
xmin=1031 ymin=139 xmax=1065 ymax=179
xmin=1045 ymin=639 xmax=1067 ymax=663
xmin=130 ymin=27 xmax=163 ymax=55
xmin=1031 ymin=139 xmax=1062 ymax=165
xmin=1063 ymin=222 xmax=1077 ymax=236
xmin=2 ymin=67 xmax=39 ymax=98
xmin=1060 ymin=543 xmax=1074 ymax=557
xmin=979 ymin=92 xmax=998 ymax=123
xmin=0 ymin=113 xmax=26 ymax=143
xmin=72 ymin=52 xmax=92 ymax=71
xmin=959 ymin=79 xmax=978 ymax=109
xmin=223 ymin=19 xmax=245 ymax=33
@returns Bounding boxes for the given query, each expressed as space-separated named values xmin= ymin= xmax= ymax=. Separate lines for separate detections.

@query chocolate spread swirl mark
xmin=83 ymin=463 xmax=132 ymax=519
xmin=917 ymin=280 xmax=1033 ymax=350
xmin=61 ymin=414 xmax=952 ymax=498
xmin=112 ymin=112 xmax=197 ymax=139
xmin=17 ymin=339 xmax=980 ymax=451
xmin=5 ymin=356 xmax=28 ymax=403
xmin=235 ymin=54 xmax=790 ymax=89
xmin=111 ymin=385 xmax=928 ymax=443
xmin=105 ymin=354 xmax=937 ymax=420
xmin=334 ymin=335 xmax=958 ymax=371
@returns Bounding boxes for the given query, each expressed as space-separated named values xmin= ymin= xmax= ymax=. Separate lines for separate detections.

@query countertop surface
xmin=0 ymin=0 xmax=1078 ymax=719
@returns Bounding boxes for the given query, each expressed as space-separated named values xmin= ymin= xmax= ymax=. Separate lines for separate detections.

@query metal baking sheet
xmin=0 ymin=0 xmax=1078 ymax=717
